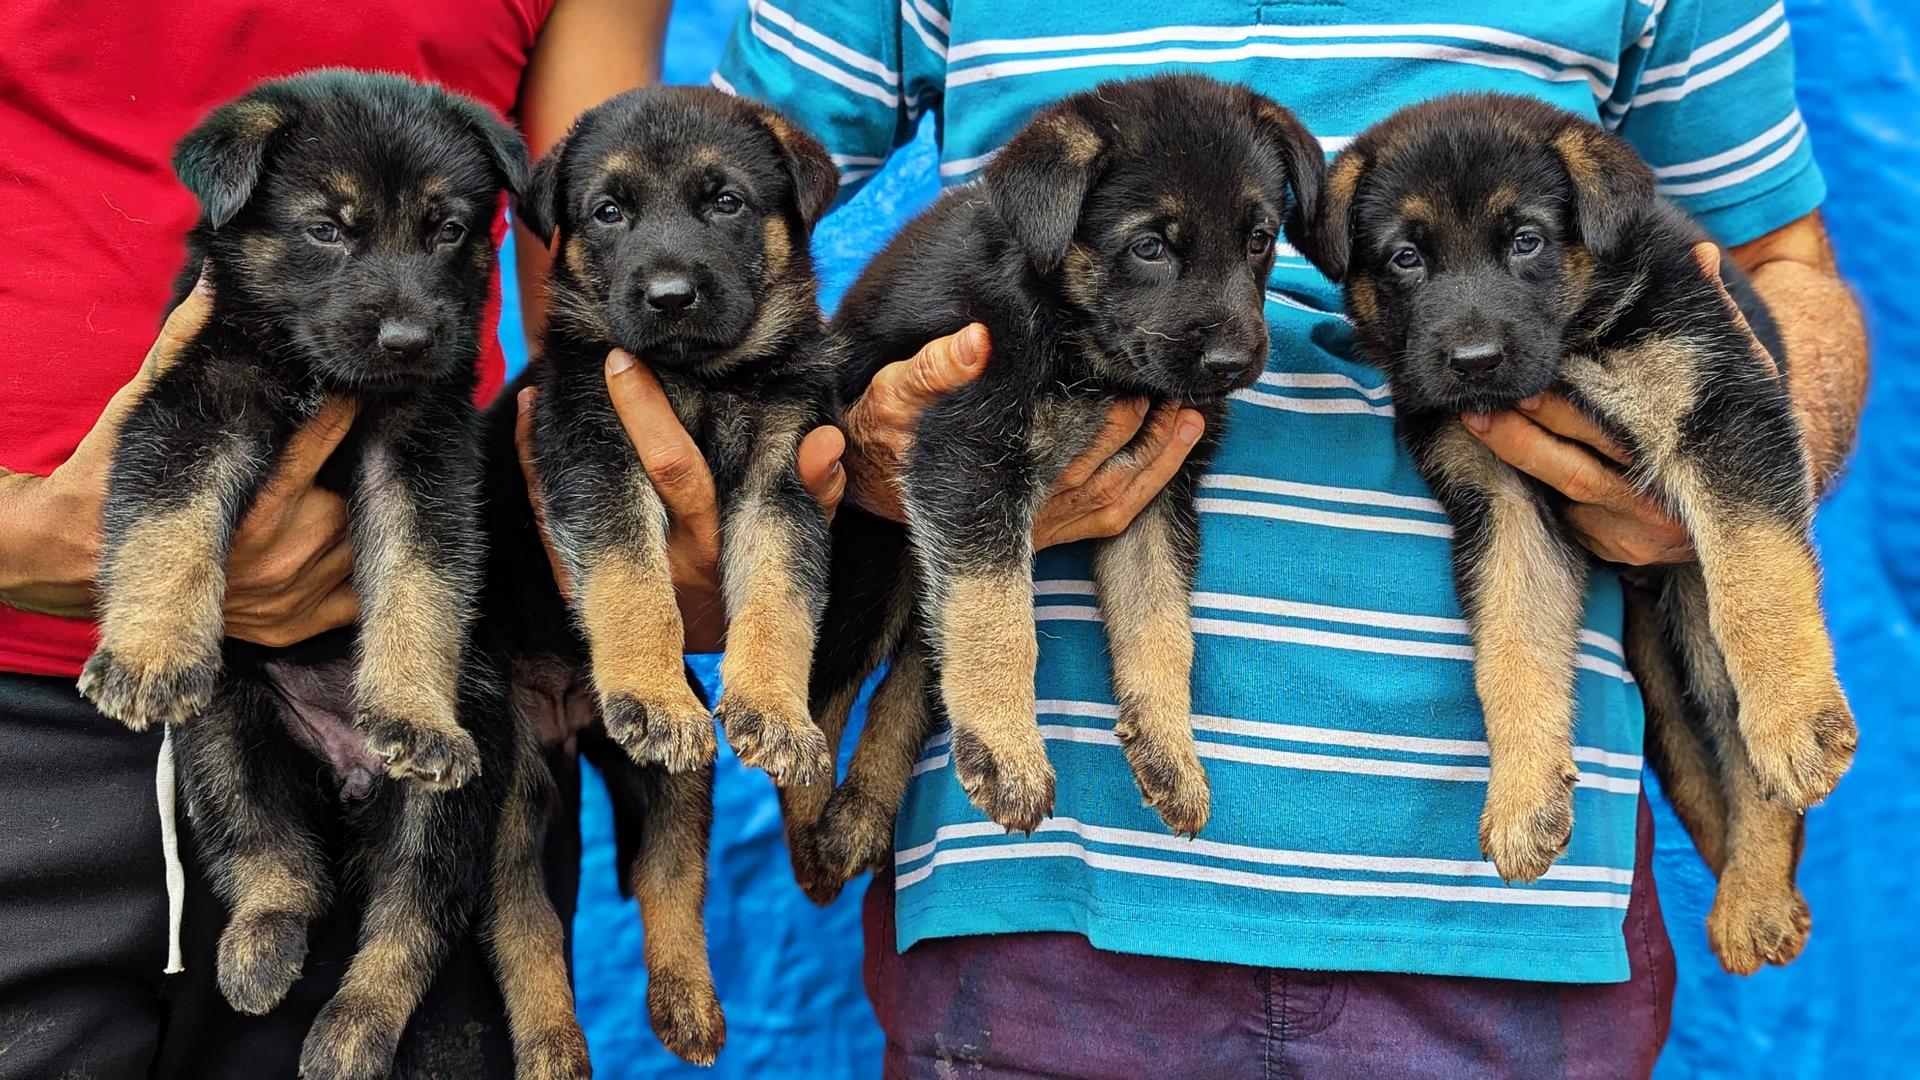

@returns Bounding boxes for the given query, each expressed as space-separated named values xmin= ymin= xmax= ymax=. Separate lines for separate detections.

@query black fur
xmin=789 ymin=75 xmax=1324 ymax=884
xmin=1303 ymin=93 xmax=1852 ymax=959
xmin=75 ymin=70 xmax=587 ymax=1077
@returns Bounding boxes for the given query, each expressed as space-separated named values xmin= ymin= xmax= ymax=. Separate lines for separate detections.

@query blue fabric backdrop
xmin=497 ymin=2 xmax=1920 ymax=1074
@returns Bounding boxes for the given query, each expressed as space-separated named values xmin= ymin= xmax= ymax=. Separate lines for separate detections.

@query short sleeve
xmin=713 ymin=0 xmax=948 ymax=208
xmin=1606 ymin=0 xmax=1825 ymax=245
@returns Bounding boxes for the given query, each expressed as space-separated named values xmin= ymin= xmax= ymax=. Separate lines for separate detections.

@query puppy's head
xmin=174 ymin=69 xmax=527 ymax=390
xmin=984 ymin=74 xmax=1324 ymax=402
xmin=518 ymin=87 xmax=835 ymax=374
xmin=1301 ymin=93 xmax=1655 ymax=414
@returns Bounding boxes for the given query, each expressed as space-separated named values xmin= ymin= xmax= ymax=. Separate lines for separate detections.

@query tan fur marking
xmin=580 ymin=552 xmax=697 ymax=704
xmin=1559 ymin=337 xmax=1702 ymax=465
xmin=1625 ymin=586 xmax=1728 ymax=872
xmin=97 ymin=502 xmax=226 ymax=675
xmin=232 ymin=101 xmax=283 ymax=138
xmin=938 ymin=569 xmax=1052 ymax=831
xmin=1484 ymin=184 xmax=1519 ymax=215
xmin=762 ymin=215 xmax=793 ymax=277
xmin=1093 ymin=502 xmax=1208 ymax=834
xmin=1553 ymin=128 xmax=1598 ymax=186
xmin=1398 ymin=193 xmax=1437 ymax=223
xmin=1062 ymin=243 xmax=1106 ymax=311
xmin=633 ymin=768 xmax=725 ymax=1063
xmin=487 ymin=745 xmax=587 ymax=1074
xmin=327 ymin=172 xmax=362 ymax=201
xmin=1044 ymin=113 xmax=1102 ymax=166
xmin=1429 ymin=427 xmax=1584 ymax=882
xmin=1348 ymin=277 xmax=1381 ymax=330
xmin=354 ymin=459 xmax=465 ymax=735
xmin=1327 ymin=153 xmax=1365 ymax=210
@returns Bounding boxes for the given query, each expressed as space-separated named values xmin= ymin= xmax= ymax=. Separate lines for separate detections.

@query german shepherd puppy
xmin=77 ymin=71 xmax=587 ymax=1078
xmin=1298 ymin=92 xmax=1854 ymax=972
xmin=780 ymin=74 xmax=1327 ymax=898
xmin=494 ymin=85 xmax=840 ymax=1063
xmin=515 ymin=86 xmax=839 ymax=792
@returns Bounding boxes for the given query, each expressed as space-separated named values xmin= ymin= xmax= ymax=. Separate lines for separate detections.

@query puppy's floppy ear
xmin=985 ymin=106 xmax=1105 ymax=274
xmin=1551 ymin=122 xmax=1654 ymax=259
xmin=1298 ymin=150 xmax=1366 ymax=283
xmin=448 ymin=96 xmax=531 ymax=199
xmin=516 ymin=133 xmax=570 ymax=249
xmin=750 ymin=108 xmax=839 ymax=230
xmin=173 ymin=97 xmax=291 ymax=229
xmin=1249 ymin=96 xmax=1327 ymax=262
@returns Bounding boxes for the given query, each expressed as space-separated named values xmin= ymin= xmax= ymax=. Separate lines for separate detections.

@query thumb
xmin=605 ymin=349 xmax=718 ymax=528
xmin=258 ymin=396 xmax=360 ymax=504
xmin=891 ymin=323 xmax=990 ymax=408
xmin=68 ymin=271 xmax=217 ymax=469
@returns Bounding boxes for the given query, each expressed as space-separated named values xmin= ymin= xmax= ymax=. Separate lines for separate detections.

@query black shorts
xmin=0 ymin=671 xmax=580 ymax=1080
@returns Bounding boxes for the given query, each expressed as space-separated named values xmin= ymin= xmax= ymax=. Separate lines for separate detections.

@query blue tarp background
xmin=497 ymin=2 xmax=1920 ymax=1075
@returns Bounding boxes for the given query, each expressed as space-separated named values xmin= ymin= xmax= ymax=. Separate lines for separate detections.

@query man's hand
xmin=1461 ymin=242 xmax=1790 ymax=568
xmin=842 ymin=323 xmax=1204 ymax=548
xmin=0 ymin=276 xmax=361 ymax=645
xmin=515 ymin=349 xmax=847 ymax=654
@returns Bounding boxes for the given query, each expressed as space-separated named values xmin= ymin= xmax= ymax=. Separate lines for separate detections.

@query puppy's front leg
xmin=715 ymin=411 xmax=833 ymax=785
xmin=1422 ymin=424 xmax=1586 ymax=882
xmin=80 ymin=371 xmax=284 ymax=728
xmin=351 ymin=416 xmax=482 ymax=789
xmin=1093 ymin=487 xmax=1209 ymax=835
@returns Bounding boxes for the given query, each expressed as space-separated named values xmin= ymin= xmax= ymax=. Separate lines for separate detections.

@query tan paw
xmin=1479 ymin=764 xmax=1576 ymax=883
xmin=358 ymin=711 xmax=481 ymax=791
xmin=298 ymin=995 xmax=401 ymax=1080
xmin=515 ymin=1024 xmax=593 ymax=1080
xmin=1707 ymin=877 xmax=1812 ymax=975
xmin=78 ymin=645 xmax=220 ymax=730
xmin=951 ymin=725 xmax=1055 ymax=834
xmin=1118 ymin=723 xmax=1211 ymax=836
xmin=1742 ymin=685 xmax=1856 ymax=809
xmin=649 ymin=970 xmax=726 ymax=1067
xmin=814 ymin=783 xmax=899 ymax=887
xmin=217 ymin=909 xmax=310 ymax=1016
xmin=718 ymin=694 xmax=831 ymax=786
xmin=603 ymin=691 xmax=715 ymax=773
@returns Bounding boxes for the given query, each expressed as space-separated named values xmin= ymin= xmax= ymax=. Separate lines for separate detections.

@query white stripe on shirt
xmin=900 ymin=0 xmax=949 ymax=59
xmin=1640 ymin=1 xmax=1785 ymax=84
xmin=893 ymin=835 xmax=1633 ymax=906
xmin=1652 ymin=109 xmax=1801 ymax=178
xmin=1632 ymin=21 xmax=1790 ymax=107
xmin=1657 ymin=125 xmax=1806 ymax=196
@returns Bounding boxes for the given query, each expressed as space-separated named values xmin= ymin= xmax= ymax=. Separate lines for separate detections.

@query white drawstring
xmin=156 ymin=724 xmax=186 ymax=974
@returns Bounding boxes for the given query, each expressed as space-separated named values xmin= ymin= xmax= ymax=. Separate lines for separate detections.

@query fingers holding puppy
xmin=1034 ymin=403 xmax=1204 ymax=550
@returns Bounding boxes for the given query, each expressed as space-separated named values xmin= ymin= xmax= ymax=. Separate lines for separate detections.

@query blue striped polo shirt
xmin=717 ymin=0 xmax=1825 ymax=982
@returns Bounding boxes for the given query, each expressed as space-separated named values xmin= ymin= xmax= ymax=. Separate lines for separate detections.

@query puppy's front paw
xmin=718 ymin=695 xmax=831 ymax=786
xmin=814 ymin=783 xmax=898 ymax=887
xmin=217 ymin=910 xmax=311 ymax=1016
xmin=515 ymin=1023 xmax=593 ymax=1080
xmin=1117 ymin=722 xmax=1211 ymax=837
xmin=1479 ymin=762 xmax=1576 ymax=883
xmin=78 ymin=646 xmax=219 ymax=730
xmin=298 ymin=996 xmax=399 ymax=1080
xmin=604 ymin=692 xmax=715 ymax=773
xmin=1743 ymin=685 xmax=1856 ymax=809
xmin=359 ymin=712 xmax=480 ymax=791
xmin=951 ymin=726 xmax=1055 ymax=834
xmin=1707 ymin=876 xmax=1812 ymax=976
xmin=649 ymin=970 xmax=726 ymax=1067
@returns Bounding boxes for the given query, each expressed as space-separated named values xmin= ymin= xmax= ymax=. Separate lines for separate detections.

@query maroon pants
xmin=864 ymin=796 xmax=1673 ymax=1079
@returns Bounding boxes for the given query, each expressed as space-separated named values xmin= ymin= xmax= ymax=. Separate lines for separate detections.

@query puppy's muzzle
xmin=1447 ymin=341 xmax=1504 ymax=376
xmin=377 ymin=319 xmax=435 ymax=362
xmin=644 ymin=275 xmax=699 ymax=315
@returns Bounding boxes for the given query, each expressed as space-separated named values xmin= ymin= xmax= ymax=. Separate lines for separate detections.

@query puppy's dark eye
xmin=1391 ymin=246 xmax=1423 ymax=271
xmin=712 ymin=191 xmax=744 ymax=215
xmin=437 ymin=221 xmax=468 ymax=246
xmin=1248 ymin=230 xmax=1274 ymax=256
xmin=1511 ymin=230 xmax=1544 ymax=257
xmin=1130 ymin=237 xmax=1167 ymax=262
xmin=306 ymin=223 xmax=342 ymax=245
xmin=593 ymin=201 xmax=624 ymax=225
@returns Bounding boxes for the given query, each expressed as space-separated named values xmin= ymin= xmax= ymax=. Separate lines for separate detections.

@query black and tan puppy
xmin=517 ymin=86 xmax=839 ymax=791
xmin=1300 ymin=92 xmax=1853 ymax=972
xmin=781 ymin=74 xmax=1325 ymax=895
xmin=77 ymin=71 xmax=586 ymax=1078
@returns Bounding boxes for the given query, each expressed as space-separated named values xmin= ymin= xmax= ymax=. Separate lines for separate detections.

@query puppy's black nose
xmin=1201 ymin=347 xmax=1255 ymax=383
xmin=1448 ymin=342 xmax=1503 ymax=375
xmin=645 ymin=277 xmax=698 ymax=314
xmin=377 ymin=321 xmax=433 ymax=360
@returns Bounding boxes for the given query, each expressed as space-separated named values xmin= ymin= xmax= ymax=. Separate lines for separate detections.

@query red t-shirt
xmin=0 ymin=0 xmax=554 ymax=677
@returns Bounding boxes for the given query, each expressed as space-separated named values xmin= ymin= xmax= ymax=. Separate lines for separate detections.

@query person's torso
xmin=0 ymin=0 xmax=551 ymax=676
xmin=876 ymin=0 xmax=1654 ymax=983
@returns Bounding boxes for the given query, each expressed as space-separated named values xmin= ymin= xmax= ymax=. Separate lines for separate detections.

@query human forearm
xmin=0 ymin=467 xmax=100 ymax=618
xmin=1730 ymin=213 xmax=1868 ymax=495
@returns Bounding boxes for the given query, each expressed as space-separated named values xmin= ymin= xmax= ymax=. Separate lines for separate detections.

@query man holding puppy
xmin=694 ymin=0 xmax=1866 ymax=1073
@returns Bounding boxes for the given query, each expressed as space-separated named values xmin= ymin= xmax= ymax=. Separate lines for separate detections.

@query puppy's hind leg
xmin=1625 ymin=582 xmax=1728 ymax=874
xmin=1663 ymin=568 xmax=1811 ymax=975
xmin=1094 ymin=489 xmax=1209 ymax=836
xmin=634 ymin=764 xmax=727 ymax=1065
xmin=813 ymin=634 xmax=937 ymax=899
xmin=176 ymin=676 xmax=331 ymax=1017
xmin=485 ymin=728 xmax=590 ymax=1080
xmin=298 ymin=776 xmax=487 ymax=1080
